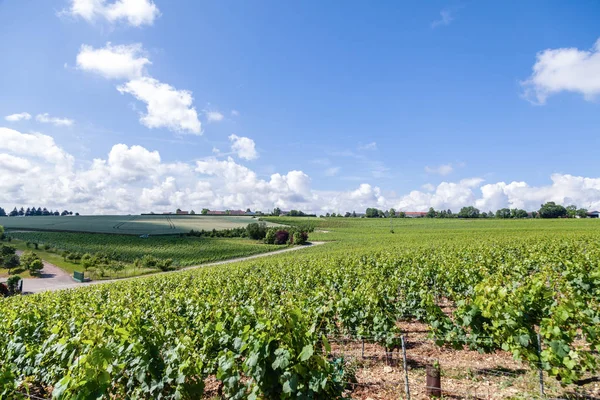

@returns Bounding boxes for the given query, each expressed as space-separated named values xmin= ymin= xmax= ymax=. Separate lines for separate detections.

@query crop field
xmin=0 ymin=214 xmax=281 ymax=235
xmin=6 ymin=232 xmax=282 ymax=267
xmin=1 ymin=218 xmax=599 ymax=399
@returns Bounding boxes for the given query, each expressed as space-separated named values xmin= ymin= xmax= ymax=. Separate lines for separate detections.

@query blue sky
xmin=1 ymin=0 xmax=600 ymax=214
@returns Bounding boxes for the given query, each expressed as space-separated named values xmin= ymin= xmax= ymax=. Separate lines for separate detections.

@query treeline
xmin=0 ymin=207 xmax=77 ymax=217
xmin=323 ymin=202 xmax=592 ymax=219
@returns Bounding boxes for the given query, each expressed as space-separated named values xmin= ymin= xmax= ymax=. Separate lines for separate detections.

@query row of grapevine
xmin=1 ymin=227 xmax=599 ymax=397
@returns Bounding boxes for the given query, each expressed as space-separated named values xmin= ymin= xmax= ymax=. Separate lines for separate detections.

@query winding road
xmin=11 ymin=242 xmax=326 ymax=294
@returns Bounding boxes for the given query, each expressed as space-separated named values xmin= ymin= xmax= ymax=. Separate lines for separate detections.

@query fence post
xmin=401 ymin=335 xmax=411 ymax=400
xmin=537 ymin=333 xmax=545 ymax=397
xmin=362 ymin=338 xmax=365 ymax=359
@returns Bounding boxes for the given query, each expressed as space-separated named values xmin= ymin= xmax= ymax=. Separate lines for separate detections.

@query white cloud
xmin=77 ymin=43 xmax=150 ymax=80
xmin=76 ymin=43 xmax=202 ymax=135
xmin=117 ymin=77 xmax=202 ymax=134
xmin=67 ymin=0 xmax=160 ymax=27
xmin=0 ymin=127 xmax=74 ymax=171
xmin=358 ymin=142 xmax=377 ymax=151
xmin=2 ymin=128 xmax=600 ymax=214
xmin=0 ymin=154 xmax=32 ymax=173
xmin=228 ymin=134 xmax=258 ymax=160
xmin=231 ymin=110 xmax=240 ymax=117
xmin=422 ymin=183 xmax=435 ymax=192
xmin=325 ymin=167 xmax=341 ymax=177
xmin=425 ymin=163 xmax=454 ymax=176
xmin=522 ymin=38 xmax=600 ymax=104
xmin=35 ymin=113 xmax=74 ymax=127
xmin=205 ymin=110 xmax=224 ymax=123
xmin=431 ymin=10 xmax=454 ymax=28
xmin=5 ymin=112 xmax=32 ymax=122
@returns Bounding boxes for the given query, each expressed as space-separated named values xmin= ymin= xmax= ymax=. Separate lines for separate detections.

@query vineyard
xmin=0 ymin=218 xmax=599 ymax=398
xmin=6 ymin=232 xmax=282 ymax=267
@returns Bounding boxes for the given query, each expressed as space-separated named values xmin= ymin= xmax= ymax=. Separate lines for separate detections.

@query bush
xmin=274 ymin=230 xmax=289 ymax=245
xmin=293 ymin=231 xmax=309 ymax=245
xmin=20 ymin=251 xmax=43 ymax=275
xmin=5 ymin=276 xmax=21 ymax=295
xmin=265 ymin=229 xmax=276 ymax=244
xmin=247 ymin=222 xmax=268 ymax=240
xmin=43 ymin=244 xmax=52 ymax=251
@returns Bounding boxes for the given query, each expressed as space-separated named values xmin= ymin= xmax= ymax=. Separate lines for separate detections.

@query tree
xmin=538 ymin=202 xmax=567 ymax=219
xmin=398 ymin=211 xmax=406 ymax=218
xmin=293 ymin=231 xmax=308 ymax=245
xmin=566 ymin=205 xmax=577 ymax=218
xmin=495 ymin=208 xmax=511 ymax=219
xmin=388 ymin=208 xmax=396 ymax=218
xmin=3 ymin=254 xmax=20 ymax=273
xmin=273 ymin=207 xmax=281 ymax=216
xmin=265 ymin=229 xmax=276 ymax=244
xmin=274 ymin=230 xmax=289 ymax=245
xmin=20 ymin=251 xmax=43 ymax=276
xmin=577 ymin=208 xmax=588 ymax=218
xmin=365 ymin=208 xmax=381 ymax=218
xmin=344 ymin=212 xmax=351 ymax=218
xmin=9 ymin=207 xmax=18 ymax=217
xmin=247 ymin=222 xmax=268 ymax=240
xmin=426 ymin=207 xmax=436 ymax=218
xmin=201 ymin=208 xmax=209 ymax=215
xmin=458 ymin=206 xmax=480 ymax=219
xmin=352 ymin=211 xmax=357 ymax=218
xmin=0 ymin=207 xmax=6 ymax=217
xmin=18 ymin=207 xmax=24 ymax=216
xmin=325 ymin=213 xmax=330 ymax=218
xmin=246 ymin=208 xmax=251 ymax=213
xmin=189 ymin=210 xmax=196 ymax=215
xmin=331 ymin=212 xmax=336 ymax=218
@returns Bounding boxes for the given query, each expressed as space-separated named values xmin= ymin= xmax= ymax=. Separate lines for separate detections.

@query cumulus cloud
xmin=2 ymin=128 xmax=600 ymax=215
xmin=228 ymin=134 xmax=258 ymax=160
xmin=425 ymin=163 xmax=454 ymax=176
xmin=77 ymin=43 xmax=150 ymax=80
xmin=5 ymin=112 xmax=32 ymax=122
xmin=35 ymin=113 xmax=74 ymax=127
xmin=76 ymin=43 xmax=201 ymax=134
xmin=66 ymin=0 xmax=160 ymax=27
xmin=205 ymin=110 xmax=224 ymax=123
xmin=522 ymin=38 xmax=600 ymax=104
xmin=118 ymin=77 xmax=202 ymax=134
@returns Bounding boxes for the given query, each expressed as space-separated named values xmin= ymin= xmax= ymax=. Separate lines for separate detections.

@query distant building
xmin=227 ymin=210 xmax=246 ymax=216
xmin=176 ymin=210 xmax=189 ymax=215
xmin=404 ymin=212 xmax=427 ymax=218
xmin=207 ymin=210 xmax=226 ymax=215
xmin=587 ymin=211 xmax=600 ymax=218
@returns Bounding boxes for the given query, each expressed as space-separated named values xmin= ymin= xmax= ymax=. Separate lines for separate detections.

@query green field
xmin=0 ymin=214 xmax=281 ymax=235
xmin=6 ymin=232 xmax=283 ymax=267
xmin=1 ymin=218 xmax=599 ymax=398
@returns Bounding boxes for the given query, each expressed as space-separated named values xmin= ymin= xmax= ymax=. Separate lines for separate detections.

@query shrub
xmin=293 ymin=231 xmax=309 ymax=245
xmin=265 ymin=229 xmax=276 ymax=244
xmin=20 ymin=251 xmax=43 ymax=275
xmin=43 ymin=244 xmax=52 ymax=251
xmin=247 ymin=222 xmax=268 ymax=240
xmin=6 ymin=276 xmax=21 ymax=295
xmin=274 ymin=230 xmax=289 ymax=245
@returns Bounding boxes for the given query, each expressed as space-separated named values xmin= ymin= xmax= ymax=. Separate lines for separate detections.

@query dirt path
xmin=19 ymin=242 xmax=326 ymax=294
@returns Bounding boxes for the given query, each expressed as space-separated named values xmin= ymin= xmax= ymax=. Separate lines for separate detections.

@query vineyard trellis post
xmin=401 ymin=335 xmax=411 ymax=400
xmin=537 ymin=333 xmax=545 ymax=397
